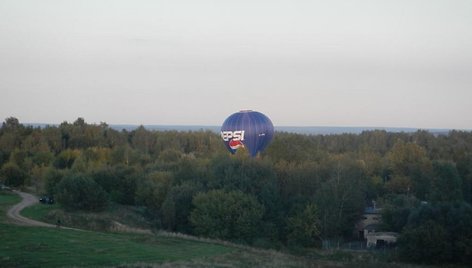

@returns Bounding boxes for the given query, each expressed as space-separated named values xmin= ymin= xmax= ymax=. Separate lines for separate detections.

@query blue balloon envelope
xmin=221 ymin=110 xmax=274 ymax=157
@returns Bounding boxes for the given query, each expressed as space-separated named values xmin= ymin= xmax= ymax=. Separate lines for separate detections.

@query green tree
xmin=136 ymin=171 xmax=173 ymax=214
xmin=0 ymin=162 xmax=28 ymax=187
xmin=161 ymin=181 xmax=203 ymax=232
xmin=9 ymin=149 xmax=28 ymax=169
xmin=455 ymin=152 xmax=472 ymax=203
xmin=190 ymin=190 xmax=264 ymax=242
xmin=32 ymin=151 xmax=54 ymax=167
xmin=53 ymin=149 xmax=80 ymax=169
xmin=44 ymin=168 xmax=65 ymax=196
xmin=398 ymin=220 xmax=449 ymax=264
xmin=209 ymin=155 xmax=277 ymax=197
xmin=91 ymin=165 xmax=140 ymax=205
xmin=286 ymin=203 xmax=321 ymax=247
xmin=56 ymin=173 xmax=108 ymax=211
xmin=431 ymin=161 xmax=463 ymax=202
xmin=386 ymin=141 xmax=432 ymax=199
xmin=315 ymin=156 xmax=365 ymax=239
xmin=381 ymin=194 xmax=418 ymax=232
xmin=399 ymin=202 xmax=472 ymax=264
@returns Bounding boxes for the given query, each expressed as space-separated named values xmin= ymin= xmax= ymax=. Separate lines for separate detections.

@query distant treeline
xmin=1 ymin=117 xmax=471 ymax=264
xmin=25 ymin=122 xmax=454 ymax=135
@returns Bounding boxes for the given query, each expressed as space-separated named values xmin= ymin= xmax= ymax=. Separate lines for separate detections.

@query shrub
xmin=56 ymin=173 xmax=108 ymax=211
xmin=0 ymin=162 xmax=27 ymax=187
xmin=190 ymin=189 xmax=264 ymax=243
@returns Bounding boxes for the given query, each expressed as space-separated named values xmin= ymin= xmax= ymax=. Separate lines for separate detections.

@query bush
xmin=398 ymin=221 xmax=449 ymax=264
xmin=286 ymin=203 xmax=321 ymax=247
xmin=0 ymin=162 xmax=27 ymax=187
xmin=190 ymin=189 xmax=264 ymax=243
xmin=398 ymin=202 xmax=472 ymax=264
xmin=44 ymin=168 xmax=65 ymax=196
xmin=56 ymin=173 xmax=108 ymax=211
xmin=161 ymin=181 xmax=204 ymax=232
xmin=91 ymin=165 xmax=140 ymax=205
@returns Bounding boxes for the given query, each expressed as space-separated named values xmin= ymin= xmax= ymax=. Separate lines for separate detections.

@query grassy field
xmin=1 ymin=191 xmax=431 ymax=268
xmin=20 ymin=202 xmax=60 ymax=221
xmin=21 ymin=201 xmax=152 ymax=232
xmin=0 ymin=191 xmax=20 ymax=222
xmin=0 ymin=223 xmax=235 ymax=267
xmin=0 ymin=192 xmax=233 ymax=267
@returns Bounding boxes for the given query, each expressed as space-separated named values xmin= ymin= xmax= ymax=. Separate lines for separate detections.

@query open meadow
xmin=1 ymin=190 xmax=432 ymax=268
xmin=0 ymin=191 xmax=230 ymax=267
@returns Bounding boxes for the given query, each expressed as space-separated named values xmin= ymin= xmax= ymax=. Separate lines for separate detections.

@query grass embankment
xmin=0 ymin=224 xmax=233 ymax=267
xmin=0 ymin=190 xmax=20 ymax=222
xmin=21 ymin=202 xmax=151 ymax=232
xmin=1 ymin=192 xmax=430 ymax=268
xmin=0 ymin=191 xmax=233 ymax=267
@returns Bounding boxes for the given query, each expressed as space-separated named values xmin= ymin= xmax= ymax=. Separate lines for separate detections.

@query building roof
xmin=364 ymin=207 xmax=382 ymax=214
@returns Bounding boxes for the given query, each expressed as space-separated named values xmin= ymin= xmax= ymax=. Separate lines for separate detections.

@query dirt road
xmin=7 ymin=190 xmax=56 ymax=227
xmin=6 ymin=191 xmax=147 ymax=233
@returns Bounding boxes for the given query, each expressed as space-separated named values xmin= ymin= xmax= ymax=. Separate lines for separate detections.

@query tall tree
xmin=315 ymin=156 xmax=365 ymax=239
xmin=190 ymin=190 xmax=264 ymax=242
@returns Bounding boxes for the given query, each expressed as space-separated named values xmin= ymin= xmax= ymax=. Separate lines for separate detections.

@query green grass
xmin=0 ymin=190 xmax=21 ymax=222
xmin=0 ymin=192 xmax=233 ymax=267
xmin=0 ymin=223 xmax=233 ymax=267
xmin=1 ymin=192 xmax=432 ymax=268
xmin=22 ymin=202 xmax=152 ymax=232
xmin=21 ymin=202 xmax=60 ymax=222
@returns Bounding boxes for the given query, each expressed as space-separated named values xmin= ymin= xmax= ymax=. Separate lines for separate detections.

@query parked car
xmin=39 ymin=195 xmax=55 ymax=204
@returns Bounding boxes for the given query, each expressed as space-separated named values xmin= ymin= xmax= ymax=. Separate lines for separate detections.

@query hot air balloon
xmin=221 ymin=110 xmax=274 ymax=157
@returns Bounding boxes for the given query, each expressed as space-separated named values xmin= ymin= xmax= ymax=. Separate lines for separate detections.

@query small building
xmin=354 ymin=205 xmax=382 ymax=239
xmin=363 ymin=223 xmax=382 ymax=239
xmin=366 ymin=232 xmax=398 ymax=248
xmin=354 ymin=202 xmax=399 ymax=248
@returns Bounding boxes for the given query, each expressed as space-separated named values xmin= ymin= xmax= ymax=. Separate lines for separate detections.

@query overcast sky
xmin=1 ymin=0 xmax=471 ymax=129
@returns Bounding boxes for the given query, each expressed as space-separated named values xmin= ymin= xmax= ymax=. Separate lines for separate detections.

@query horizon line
xmin=20 ymin=122 xmax=471 ymax=134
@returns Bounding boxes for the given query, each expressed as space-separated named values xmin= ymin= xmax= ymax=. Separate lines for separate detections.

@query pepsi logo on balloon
xmin=221 ymin=130 xmax=245 ymax=142
xmin=220 ymin=110 xmax=274 ymax=157
xmin=229 ymin=139 xmax=244 ymax=150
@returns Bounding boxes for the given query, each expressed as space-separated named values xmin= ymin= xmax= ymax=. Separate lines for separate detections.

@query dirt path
xmin=7 ymin=190 xmax=57 ymax=227
xmin=7 ymin=190 xmax=150 ymax=233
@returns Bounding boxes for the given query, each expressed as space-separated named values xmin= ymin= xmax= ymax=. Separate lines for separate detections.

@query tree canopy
xmin=2 ymin=117 xmax=472 ymax=264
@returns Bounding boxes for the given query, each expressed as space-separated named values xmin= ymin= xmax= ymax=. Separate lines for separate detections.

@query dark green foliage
xmin=386 ymin=141 xmax=432 ymax=199
xmin=286 ymin=203 xmax=321 ymax=247
xmin=9 ymin=149 xmax=28 ymax=168
xmin=398 ymin=220 xmax=449 ymax=264
xmin=431 ymin=161 xmax=463 ymax=202
xmin=381 ymin=195 xmax=418 ymax=232
xmin=32 ymin=151 xmax=54 ymax=166
xmin=4 ymin=117 xmax=472 ymax=257
xmin=53 ymin=149 xmax=80 ymax=169
xmin=315 ymin=156 xmax=365 ymax=238
xmin=161 ymin=181 xmax=203 ymax=232
xmin=56 ymin=173 xmax=108 ymax=211
xmin=207 ymin=155 xmax=283 ymax=241
xmin=398 ymin=202 xmax=472 ymax=264
xmin=91 ymin=165 xmax=140 ymax=205
xmin=208 ymin=155 xmax=277 ymax=194
xmin=44 ymin=168 xmax=65 ymax=196
xmin=190 ymin=190 xmax=264 ymax=242
xmin=135 ymin=171 xmax=173 ymax=215
xmin=0 ymin=162 xmax=28 ymax=187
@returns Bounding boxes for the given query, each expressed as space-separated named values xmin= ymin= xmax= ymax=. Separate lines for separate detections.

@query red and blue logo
xmin=229 ymin=139 xmax=244 ymax=150
xmin=221 ymin=130 xmax=245 ymax=151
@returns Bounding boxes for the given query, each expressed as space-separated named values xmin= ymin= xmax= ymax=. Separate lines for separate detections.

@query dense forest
xmin=1 ymin=117 xmax=472 ymax=265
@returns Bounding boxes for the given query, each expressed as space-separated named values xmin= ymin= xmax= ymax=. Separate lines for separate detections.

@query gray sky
xmin=1 ymin=0 xmax=471 ymax=129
